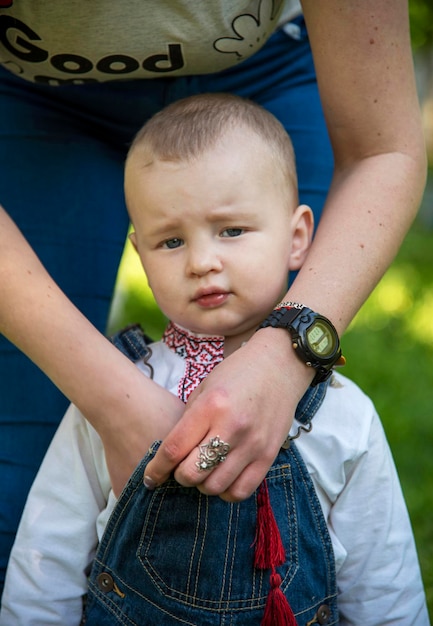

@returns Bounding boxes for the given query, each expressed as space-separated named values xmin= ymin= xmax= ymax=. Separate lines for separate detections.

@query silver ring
xmin=196 ymin=436 xmax=231 ymax=471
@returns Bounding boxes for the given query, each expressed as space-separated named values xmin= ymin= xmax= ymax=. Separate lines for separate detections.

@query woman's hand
xmin=143 ymin=328 xmax=314 ymax=501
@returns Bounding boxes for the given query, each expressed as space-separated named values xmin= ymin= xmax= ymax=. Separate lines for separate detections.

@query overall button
xmin=316 ymin=604 xmax=331 ymax=624
xmin=97 ymin=572 xmax=114 ymax=593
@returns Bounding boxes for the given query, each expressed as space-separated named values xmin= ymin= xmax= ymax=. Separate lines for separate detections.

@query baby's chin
xmin=185 ymin=323 xmax=255 ymax=343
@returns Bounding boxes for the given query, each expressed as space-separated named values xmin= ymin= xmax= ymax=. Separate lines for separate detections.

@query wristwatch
xmin=258 ymin=303 xmax=345 ymax=386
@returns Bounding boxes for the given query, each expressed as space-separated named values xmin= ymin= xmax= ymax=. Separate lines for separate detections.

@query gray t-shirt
xmin=0 ymin=0 xmax=302 ymax=85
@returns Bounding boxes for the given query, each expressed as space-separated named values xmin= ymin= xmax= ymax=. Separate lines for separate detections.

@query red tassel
xmin=254 ymin=480 xmax=298 ymax=626
xmin=254 ymin=479 xmax=286 ymax=569
xmin=261 ymin=570 xmax=297 ymax=626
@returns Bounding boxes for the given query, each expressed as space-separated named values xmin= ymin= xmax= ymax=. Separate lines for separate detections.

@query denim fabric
xmin=0 ymin=16 xmax=332 ymax=591
xmin=85 ymin=441 xmax=338 ymax=626
xmin=110 ymin=325 xmax=155 ymax=363
xmin=84 ymin=326 xmax=337 ymax=625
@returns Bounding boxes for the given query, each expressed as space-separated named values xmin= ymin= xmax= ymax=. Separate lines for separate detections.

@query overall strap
xmin=295 ymin=379 xmax=328 ymax=426
xmin=110 ymin=324 xmax=152 ymax=362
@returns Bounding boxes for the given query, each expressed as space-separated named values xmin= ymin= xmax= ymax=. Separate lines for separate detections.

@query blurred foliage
xmin=344 ymin=339 xmax=433 ymax=612
xmin=342 ymin=221 xmax=433 ymax=617
xmin=410 ymin=0 xmax=433 ymax=49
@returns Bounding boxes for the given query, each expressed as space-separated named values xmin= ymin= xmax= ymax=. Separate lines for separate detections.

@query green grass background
xmin=109 ymin=212 xmax=433 ymax=620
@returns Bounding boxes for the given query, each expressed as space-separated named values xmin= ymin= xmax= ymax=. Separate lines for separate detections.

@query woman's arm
xmin=143 ymin=0 xmax=427 ymax=500
xmin=295 ymin=0 xmax=427 ymax=325
xmin=0 ymin=207 xmax=184 ymax=495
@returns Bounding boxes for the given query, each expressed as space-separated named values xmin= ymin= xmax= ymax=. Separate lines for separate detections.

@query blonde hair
xmin=128 ymin=93 xmax=298 ymax=199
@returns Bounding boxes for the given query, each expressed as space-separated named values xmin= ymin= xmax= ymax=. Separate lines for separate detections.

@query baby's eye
xmin=221 ymin=228 xmax=243 ymax=238
xmin=162 ymin=237 xmax=183 ymax=249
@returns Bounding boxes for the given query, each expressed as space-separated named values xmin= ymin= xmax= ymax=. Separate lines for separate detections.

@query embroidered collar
xmin=163 ymin=322 xmax=225 ymax=403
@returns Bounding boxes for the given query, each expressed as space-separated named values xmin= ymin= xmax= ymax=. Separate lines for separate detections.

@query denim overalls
xmin=84 ymin=326 xmax=338 ymax=626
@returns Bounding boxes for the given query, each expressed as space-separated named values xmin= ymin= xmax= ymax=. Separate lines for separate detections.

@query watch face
xmin=306 ymin=320 xmax=337 ymax=358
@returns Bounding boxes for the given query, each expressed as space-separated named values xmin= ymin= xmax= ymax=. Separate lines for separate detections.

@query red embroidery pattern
xmin=163 ymin=322 xmax=224 ymax=403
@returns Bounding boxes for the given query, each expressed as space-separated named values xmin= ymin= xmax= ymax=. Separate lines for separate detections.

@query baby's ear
xmin=288 ymin=205 xmax=314 ymax=271
xmin=128 ymin=230 xmax=138 ymax=251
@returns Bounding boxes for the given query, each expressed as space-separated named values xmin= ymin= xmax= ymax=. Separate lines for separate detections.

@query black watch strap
xmin=259 ymin=305 xmax=301 ymax=330
xmin=258 ymin=305 xmax=344 ymax=386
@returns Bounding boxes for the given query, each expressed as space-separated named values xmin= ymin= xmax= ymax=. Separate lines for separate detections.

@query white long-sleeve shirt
xmin=0 ymin=333 xmax=429 ymax=625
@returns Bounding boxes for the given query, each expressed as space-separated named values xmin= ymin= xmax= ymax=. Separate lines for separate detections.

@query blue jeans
xmin=0 ymin=18 xmax=333 ymax=589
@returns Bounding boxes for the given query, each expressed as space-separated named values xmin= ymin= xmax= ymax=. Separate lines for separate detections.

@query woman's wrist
xmin=251 ymin=325 xmax=315 ymax=402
